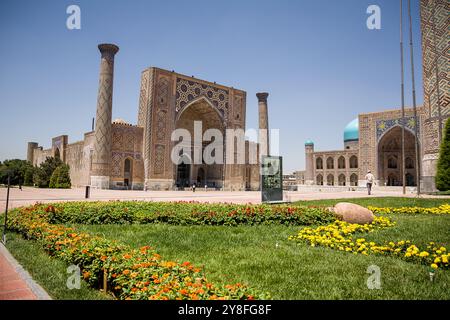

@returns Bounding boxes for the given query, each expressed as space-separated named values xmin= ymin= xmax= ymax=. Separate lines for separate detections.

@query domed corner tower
xmin=343 ymin=118 xmax=359 ymax=150
xmin=304 ymin=140 xmax=314 ymax=185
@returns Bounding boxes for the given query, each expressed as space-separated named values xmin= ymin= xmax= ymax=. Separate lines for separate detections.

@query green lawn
xmin=293 ymin=197 xmax=449 ymax=208
xmin=74 ymin=214 xmax=450 ymax=299
xmin=4 ymin=197 xmax=450 ymax=300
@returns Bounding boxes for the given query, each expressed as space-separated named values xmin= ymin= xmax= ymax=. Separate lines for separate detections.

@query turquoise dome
xmin=305 ymin=139 xmax=314 ymax=146
xmin=343 ymin=118 xmax=359 ymax=142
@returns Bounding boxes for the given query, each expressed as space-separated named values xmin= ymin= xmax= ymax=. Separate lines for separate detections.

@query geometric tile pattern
xmin=137 ymin=67 xmax=251 ymax=190
xmin=176 ymin=78 xmax=229 ymax=120
xmin=420 ymin=0 xmax=449 ymax=138
xmin=376 ymin=116 xmax=420 ymax=141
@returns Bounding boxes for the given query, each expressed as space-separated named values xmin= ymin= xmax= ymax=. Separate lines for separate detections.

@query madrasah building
xmin=301 ymin=0 xmax=448 ymax=193
xmin=27 ymin=50 xmax=265 ymax=191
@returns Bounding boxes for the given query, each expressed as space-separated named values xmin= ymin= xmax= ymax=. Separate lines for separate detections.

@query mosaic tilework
xmin=376 ymin=116 xmax=420 ymax=141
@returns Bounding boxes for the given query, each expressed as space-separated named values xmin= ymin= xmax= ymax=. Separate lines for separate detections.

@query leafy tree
xmin=23 ymin=166 xmax=36 ymax=186
xmin=49 ymin=164 xmax=71 ymax=189
xmin=33 ymin=156 xmax=63 ymax=188
xmin=0 ymin=159 xmax=34 ymax=186
xmin=436 ymin=118 xmax=450 ymax=191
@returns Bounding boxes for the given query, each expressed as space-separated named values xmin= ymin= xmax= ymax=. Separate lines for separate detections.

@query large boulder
xmin=332 ymin=202 xmax=374 ymax=224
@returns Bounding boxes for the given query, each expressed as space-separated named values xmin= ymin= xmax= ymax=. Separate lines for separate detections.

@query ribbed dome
xmin=113 ymin=118 xmax=129 ymax=125
xmin=304 ymin=139 xmax=314 ymax=146
xmin=343 ymin=118 xmax=359 ymax=142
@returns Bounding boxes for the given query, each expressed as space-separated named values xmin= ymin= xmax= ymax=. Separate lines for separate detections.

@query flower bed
xmin=44 ymin=201 xmax=335 ymax=226
xmin=367 ymin=204 xmax=450 ymax=215
xmin=8 ymin=204 xmax=269 ymax=300
xmin=289 ymin=216 xmax=449 ymax=270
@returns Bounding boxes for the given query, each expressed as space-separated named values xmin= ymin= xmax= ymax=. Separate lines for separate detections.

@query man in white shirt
xmin=365 ymin=170 xmax=375 ymax=195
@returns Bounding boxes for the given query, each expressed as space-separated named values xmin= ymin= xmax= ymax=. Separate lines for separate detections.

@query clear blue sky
xmin=0 ymin=0 xmax=423 ymax=173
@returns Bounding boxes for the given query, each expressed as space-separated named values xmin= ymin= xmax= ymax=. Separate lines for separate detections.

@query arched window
xmin=327 ymin=174 xmax=334 ymax=186
xmin=349 ymin=155 xmax=358 ymax=169
xmin=350 ymin=173 xmax=358 ymax=186
xmin=316 ymin=174 xmax=323 ymax=185
xmin=405 ymin=173 xmax=415 ymax=186
xmin=405 ymin=157 xmax=414 ymax=169
xmin=338 ymin=156 xmax=346 ymax=169
xmin=54 ymin=147 xmax=60 ymax=159
xmin=326 ymin=157 xmax=334 ymax=169
xmin=124 ymin=158 xmax=133 ymax=188
xmin=388 ymin=156 xmax=398 ymax=169
xmin=387 ymin=173 xmax=399 ymax=186
xmin=316 ymin=157 xmax=323 ymax=170
xmin=338 ymin=174 xmax=346 ymax=186
xmin=124 ymin=159 xmax=132 ymax=173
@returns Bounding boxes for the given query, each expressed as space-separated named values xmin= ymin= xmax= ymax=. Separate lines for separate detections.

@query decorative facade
xmin=302 ymin=0 xmax=448 ymax=191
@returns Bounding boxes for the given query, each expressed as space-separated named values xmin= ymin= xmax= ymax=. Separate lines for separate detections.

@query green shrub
xmin=33 ymin=156 xmax=63 ymax=188
xmin=436 ymin=118 xmax=450 ymax=191
xmin=44 ymin=201 xmax=335 ymax=226
xmin=49 ymin=164 xmax=71 ymax=189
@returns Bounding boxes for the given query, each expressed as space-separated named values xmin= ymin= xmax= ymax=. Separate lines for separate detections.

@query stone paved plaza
xmin=1 ymin=186 xmax=448 ymax=213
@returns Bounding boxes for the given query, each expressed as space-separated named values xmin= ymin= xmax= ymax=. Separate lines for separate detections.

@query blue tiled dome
xmin=305 ymin=139 xmax=314 ymax=146
xmin=344 ymin=118 xmax=359 ymax=142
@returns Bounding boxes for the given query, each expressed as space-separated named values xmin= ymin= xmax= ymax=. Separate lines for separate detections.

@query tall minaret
xmin=420 ymin=0 xmax=449 ymax=192
xmin=256 ymin=92 xmax=269 ymax=157
xmin=304 ymin=140 xmax=314 ymax=185
xmin=90 ymin=43 xmax=119 ymax=189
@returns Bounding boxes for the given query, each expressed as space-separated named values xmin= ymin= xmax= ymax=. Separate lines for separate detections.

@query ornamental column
xmin=256 ymin=92 xmax=269 ymax=157
xmin=304 ymin=141 xmax=314 ymax=185
xmin=90 ymin=43 xmax=119 ymax=189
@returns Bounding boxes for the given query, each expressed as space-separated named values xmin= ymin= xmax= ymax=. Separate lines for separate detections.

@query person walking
xmin=365 ymin=170 xmax=375 ymax=195
xmin=192 ymin=183 xmax=196 ymax=193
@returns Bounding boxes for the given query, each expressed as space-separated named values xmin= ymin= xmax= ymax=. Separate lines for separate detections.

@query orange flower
xmin=182 ymin=261 xmax=191 ymax=267
xmin=83 ymin=271 xmax=90 ymax=279
xmin=179 ymin=289 xmax=188 ymax=295
xmin=123 ymin=254 xmax=132 ymax=259
xmin=153 ymin=279 xmax=161 ymax=284
xmin=100 ymin=255 xmax=108 ymax=261
xmin=122 ymin=269 xmax=130 ymax=275
xmin=131 ymin=287 xmax=138 ymax=292
xmin=82 ymin=249 xmax=88 ymax=254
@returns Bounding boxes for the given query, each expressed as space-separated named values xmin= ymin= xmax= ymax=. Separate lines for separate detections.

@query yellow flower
xmin=431 ymin=264 xmax=438 ymax=270
xmin=419 ymin=251 xmax=429 ymax=257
